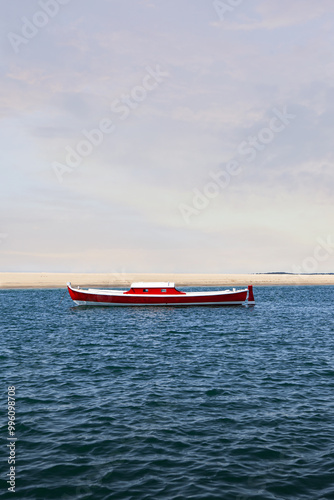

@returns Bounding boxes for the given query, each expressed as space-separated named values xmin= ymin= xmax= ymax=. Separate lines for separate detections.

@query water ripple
xmin=0 ymin=286 xmax=334 ymax=499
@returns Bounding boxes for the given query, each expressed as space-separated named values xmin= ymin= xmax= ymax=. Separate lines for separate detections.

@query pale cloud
xmin=213 ymin=0 xmax=334 ymax=30
xmin=1 ymin=0 xmax=333 ymax=272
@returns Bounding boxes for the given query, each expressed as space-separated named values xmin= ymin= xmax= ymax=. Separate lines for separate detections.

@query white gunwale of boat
xmin=67 ymin=283 xmax=247 ymax=297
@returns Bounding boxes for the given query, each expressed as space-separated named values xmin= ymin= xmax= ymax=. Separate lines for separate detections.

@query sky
xmin=1 ymin=0 xmax=334 ymax=273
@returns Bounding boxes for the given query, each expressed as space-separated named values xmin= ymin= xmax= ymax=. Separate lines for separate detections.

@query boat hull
xmin=67 ymin=284 xmax=249 ymax=307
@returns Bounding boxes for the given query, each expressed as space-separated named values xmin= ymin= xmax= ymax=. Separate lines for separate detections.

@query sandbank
xmin=0 ymin=273 xmax=333 ymax=289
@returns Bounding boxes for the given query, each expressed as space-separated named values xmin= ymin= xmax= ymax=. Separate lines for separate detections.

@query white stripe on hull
xmin=74 ymin=300 xmax=247 ymax=307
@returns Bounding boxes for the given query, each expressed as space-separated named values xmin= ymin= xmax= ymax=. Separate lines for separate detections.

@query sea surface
xmin=1 ymin=286 xmax=334 ymax=500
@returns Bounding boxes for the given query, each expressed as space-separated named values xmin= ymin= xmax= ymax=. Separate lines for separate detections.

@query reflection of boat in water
xmin=67 ymin=282 xmax=255 ymax=307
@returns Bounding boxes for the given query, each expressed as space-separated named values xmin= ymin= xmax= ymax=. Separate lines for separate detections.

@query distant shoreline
xmin=0 ymin=273 xmax=333 ymax=289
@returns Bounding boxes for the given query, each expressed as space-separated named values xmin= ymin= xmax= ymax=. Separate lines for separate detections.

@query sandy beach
xmin=0 ymin=273 xmax=333 ymax=289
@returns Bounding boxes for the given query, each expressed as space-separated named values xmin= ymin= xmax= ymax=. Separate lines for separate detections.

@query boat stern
xmin=248 ymin=285 xmax=255 ymax=305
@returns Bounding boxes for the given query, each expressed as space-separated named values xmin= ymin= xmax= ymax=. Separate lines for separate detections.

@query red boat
xmin=67 ymin=282 xmax=255 ymax=307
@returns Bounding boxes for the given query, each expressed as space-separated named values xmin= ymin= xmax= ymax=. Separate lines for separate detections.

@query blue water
xmin=1 ymin=286 xmax=334 ymax=500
